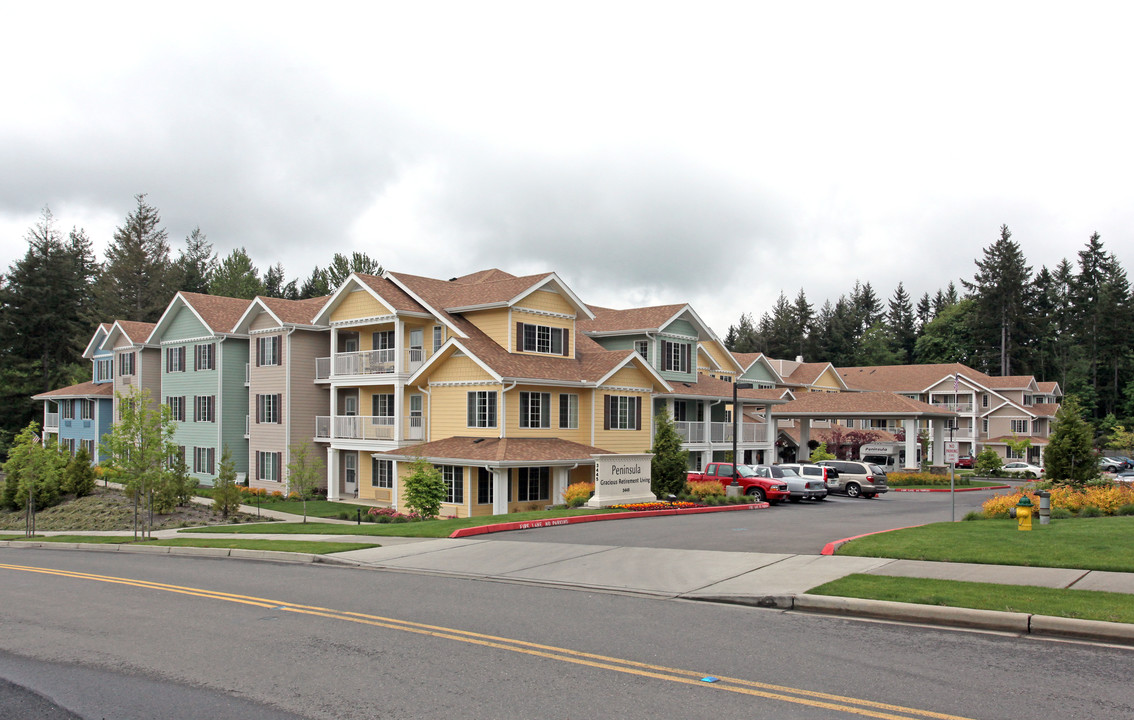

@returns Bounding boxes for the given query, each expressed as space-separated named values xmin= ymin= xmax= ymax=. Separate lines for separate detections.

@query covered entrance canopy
xmin=772 ymin=392 xmax=958 ymax=469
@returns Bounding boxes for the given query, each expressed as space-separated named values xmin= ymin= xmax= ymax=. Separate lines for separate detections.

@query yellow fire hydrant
xmin=1009 ymin=495 xmax=1034 ymax=531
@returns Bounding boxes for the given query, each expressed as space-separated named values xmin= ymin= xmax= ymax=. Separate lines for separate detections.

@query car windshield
xmin=779 ymin=467 xmax=800 ymax=477
xmin=735 ymin=465 xmax=759 ymax=478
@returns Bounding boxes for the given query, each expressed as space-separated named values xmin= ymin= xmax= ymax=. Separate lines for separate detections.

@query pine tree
xmin=1042 ymin=396 xmax=1097 ymax=485
xmin=95 ymin=194 xmax=174 ymax=322
xmin=298 ymin=266 xmax=331 ymax=299
xmin=209 ymin=247 xmax=264 ymax=299
xmin=325 ymin=252 xmax=382 ymax=289
xmin=915 ymin=292 xmax=932 ymax=331
xmin=211 ymin=445 xmax=245 ymax=520
xmin=792 ymin=289 xmax=814 ymax=359
xmin=887 ymin=282 xmax=916 ymax=363
xmin=962 ymin=225 xmax=1033 ymax=376
xmin=172 ymin=227 xmax=216 ymax=294
xmin=1071 ymin=233 xmax=1132 ymax=416
xmin=650 ymin=411 xmax=688 ymax=497
xmin=263 ymin=263 xmax=298 ymax=299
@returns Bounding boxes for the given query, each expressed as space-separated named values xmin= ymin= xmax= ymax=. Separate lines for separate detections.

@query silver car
xmin=778 ymin=463 xmax=834 ymax=501
xmin=757 ymin=464 xmax=828 ymax=502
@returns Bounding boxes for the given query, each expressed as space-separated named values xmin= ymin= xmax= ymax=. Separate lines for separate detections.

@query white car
xmin=1002 ymin=462 xmax=1043 ymax=479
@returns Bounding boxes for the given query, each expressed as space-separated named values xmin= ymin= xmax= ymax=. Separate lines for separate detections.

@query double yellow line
xmin=0 ymin=562 xmax=973 ymax=719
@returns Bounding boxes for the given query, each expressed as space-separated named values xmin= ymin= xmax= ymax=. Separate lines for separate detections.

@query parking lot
xmin=501 ymin=488 xmax=1007 ymax=555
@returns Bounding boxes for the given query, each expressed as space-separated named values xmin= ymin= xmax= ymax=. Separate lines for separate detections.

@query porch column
xmin=932 ymin=420 xmax=946 ymax=466
xmin=702 ymin=400 xmax=712 ymax=448
xmin=395 ymin=318 xmax=404 ymax=374
xmin=903 ymin=418 xmax=918 ymax=470
xmin=492 ymin=468 xmax=509 ymax=514
xmin=798 ymin=418 xmax=811 ymax=462
xmin=765 ymin=405 xmax=775 ymax=446
xmin=327 ymin=448 xmax=340 ymax=500
xmin=552 ymin=467 xmax=569 ymax=506
xmin=329 ymin=327 xmax=337 ymax=377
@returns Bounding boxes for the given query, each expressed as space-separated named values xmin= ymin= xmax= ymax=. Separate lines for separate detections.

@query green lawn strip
xmin=808 ymin=574 xmax=1134 ymax=624
xmin=6 ymin=535 xmax=376 ymax=554
xmin=837 ymin=516 xmax=1134 ymax=572
xmin=179 ymin=507 xmax=617 ymax=537
xmin=233 ymin=499 xmax=375 ymax=519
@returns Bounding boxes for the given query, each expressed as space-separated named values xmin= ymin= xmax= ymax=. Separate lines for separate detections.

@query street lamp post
xmin=731 ymin=382 xmax=754 ymax=486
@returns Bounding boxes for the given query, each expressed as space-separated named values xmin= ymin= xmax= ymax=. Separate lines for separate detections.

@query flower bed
xmin=980 ymin=483 xmax=1134 ymax=518
xmin=607 ymin=501 xmax=705 ymax=511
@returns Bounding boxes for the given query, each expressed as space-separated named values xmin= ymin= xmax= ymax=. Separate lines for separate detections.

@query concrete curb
xmin=449 ymin=502 xmax=770 ymax=538
xmin=820 ymin=526 xmax=925 ymax=555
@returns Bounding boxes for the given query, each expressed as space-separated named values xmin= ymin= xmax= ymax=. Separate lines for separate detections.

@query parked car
xmin=1114 ymin=456 xmax=1134 ymax=469
xmin=1114 ymin=471 xmax=1134 ymax=486
xmin=777 ymin=463 xmax=834 ymax=501
xmin=686 ymin=462 xmax=791 ymax=504
xmin=954 ymin=454 xmax=975 ymax=469
xmin=758 ymin=464 xmax=827 ymax=502
xmin=815 ymin=460 xmax=889 ymax=498
xmin=1099 ymin=457 xmax=1125 ymax=473
xmin=1002 ymin=461 xmax=1044 ymax=478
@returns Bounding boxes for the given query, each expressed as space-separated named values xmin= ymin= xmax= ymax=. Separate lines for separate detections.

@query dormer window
xmin=662 ymin=340 xmax=691 ymax=373
xmin=517 ymin=322 xmax=569 ymax=356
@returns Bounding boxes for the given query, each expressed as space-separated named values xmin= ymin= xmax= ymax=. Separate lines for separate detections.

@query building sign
xmin=587 ymin=454 xmax=655 ymax=508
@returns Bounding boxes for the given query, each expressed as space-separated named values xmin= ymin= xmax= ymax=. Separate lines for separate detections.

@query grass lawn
xmin=3 ymin=535 xmax=377 ymax=554
xmin=201 ymin=495 xmax=371 ymax=520
xmin=809 ymin=574 xmax=1134 ymax=624
xmin=837 ymin=516 xmax=1134 ymax=572
xmin=180 ymin=507 xmax=615 ymax=538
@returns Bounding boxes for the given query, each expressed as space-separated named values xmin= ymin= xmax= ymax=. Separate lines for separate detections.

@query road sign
xmin=945 ymin=441 xmax=959 ymax=464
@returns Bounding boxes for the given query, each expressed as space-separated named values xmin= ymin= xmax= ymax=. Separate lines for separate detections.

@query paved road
xmin=1 ymin=548 xmax=1130 ymax=720
xmin=504 ymin=488 xmax=998 ymax=554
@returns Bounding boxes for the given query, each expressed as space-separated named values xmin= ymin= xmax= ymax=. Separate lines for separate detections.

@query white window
xmin=194 ymin=395 xmax=215 ymax=422
xmin=372 ymin=459 xmax=393 ymax=488
xmin=519 ymin=392 xmax=551 ymax=428
xmin=518 ymin=322 xmax=568 ymax=355
xmin=81 ymin=439 xmax=95 ymax=458
xmin=96 ymin=358 xmax=113 ymax=382
xmin=1011 ymin=419 xmax=1028 ymax=434
xmin=371 ymin=394 xmax=395 ymax=424
xmin=119 ymin=352 xmax=136 ymax=376
xmin=634 ymin=340 xmax=648 ymax=359
xmin=61 ymin=400 xmax=75 ymax=420
xmin=257 ymin=394 xmax=281 ymax=424
xmin=194 ymin=446 xmax=216 ymax=475
xmin=257 ymin=335 xmax=281 ymax=366
xmin=440 ymin=465 xmax=464 ymax=504
xmin=195 ymin=343 xmax=215 ymax=371
xmin=559 ymin=393 xmax=579 ymax=429
xmin=467 ymin=391 xmax=497 ymax=428
xmin=166 ymin=346 xmax=186 ymax=373
xmin=257 ymin=451 xmax=282 ymax=481
xmin=166 ymin=396 xmax=186 ymax=422
xmin=662 ymin=340 xmax=691 ymax=373
xmin=982 ymin=418 xmax=989 ymax=433
xmin=433 ymin=326 xmax=443 ymax=353
xmin=517 ymin=467 xmax=550 ymax=502
xmin=605 ymin=395 xmax=641 ymax=430
xmin=372 ymin=330 xmax=395 ymax=350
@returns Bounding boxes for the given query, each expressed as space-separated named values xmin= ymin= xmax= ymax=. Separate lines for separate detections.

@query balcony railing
xmin=932 ymin=402 xmax=974 ymax=412
xmin=675 ymin=421 xmax=769 ymax=444
xmin=315 ymin=357 xmax=331 ymax=380
xmin=315 ymin=415 xmax=396 ymax=440
xmin=44 ymin=412 xmax=59 ymax=431
xmin=314 ymin=347 xmax=427 ymax=380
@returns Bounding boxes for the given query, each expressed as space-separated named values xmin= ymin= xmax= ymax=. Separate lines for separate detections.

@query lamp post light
xmin=731 ymin=382 xmax=754 ymax=486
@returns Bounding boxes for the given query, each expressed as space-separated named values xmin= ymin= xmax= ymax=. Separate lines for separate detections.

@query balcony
xmin=675 ymin=421 xmax=769 ymax=444
xmin=314 ymin=415 xmax=395 ymax=441
xmin=932 ymin=401 xmax=974 ymax=413
xmin=314 ymin=348 xmax=426 ymax=381
xmin=244 ymin=363 xmax=250 ymax=386
xmin=44 ymin=412 xmax=59 ymax=431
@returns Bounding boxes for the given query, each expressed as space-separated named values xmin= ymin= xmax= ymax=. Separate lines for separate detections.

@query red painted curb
xmin=820 ymin=524 xmax=925 ymax=556
xmin=449 ymin=502 xmax=770 ymax=538
xmin=891 ymin=485 xmax=1011 ymax=493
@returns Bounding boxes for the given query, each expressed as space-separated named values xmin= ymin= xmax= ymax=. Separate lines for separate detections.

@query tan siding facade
xmin=331 ymin=290 xmax=385 ymax=323
xmin=517 ymin=289 xmax=574 ymax=315
xmin=464 ymin=309 xmax=510 ymax=345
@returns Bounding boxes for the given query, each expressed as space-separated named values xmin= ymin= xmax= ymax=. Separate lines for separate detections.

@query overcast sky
xmin=2 ymin=2 xmax=1132 ymax=340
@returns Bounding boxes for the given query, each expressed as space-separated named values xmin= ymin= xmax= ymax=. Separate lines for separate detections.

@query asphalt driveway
xmin=499 ymin=488 xmax=1002 ymax=554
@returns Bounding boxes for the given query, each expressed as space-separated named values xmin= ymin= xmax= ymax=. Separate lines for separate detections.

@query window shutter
xmin=681 ymin=344 xmax=690 ymax=373
xmin=467 ymin=393 xmax=476 ymax=427
xmin=634 ymin=396 xmax=642 ymax=430
xmin=256 ymin=338 xmax=262 ymax=367
xmin=516 ymin=323 xmax=524 ymax=352
xmin=561 ymin=328 xmax=570 ymax=356
xmin=275 ymin=394 xmax=282 ymax=422
xmin=603 ymin=395 xmax=611 ymax=430
xmin=541 ymin=394 xmax=550 ymax=428
xmin=256 ymin=395 xmax=261 ymax=423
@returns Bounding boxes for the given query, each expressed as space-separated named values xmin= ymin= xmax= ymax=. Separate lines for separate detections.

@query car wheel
xmin=1107 ymin=465 xmax=1118 ymax=473
xmin=845 ymin=482 xmax=861 ymax=498
xmin=1026 ymin=472 xmax=1037 ymax=479
xmin=745 ymin=487 xmax=765 ymax=503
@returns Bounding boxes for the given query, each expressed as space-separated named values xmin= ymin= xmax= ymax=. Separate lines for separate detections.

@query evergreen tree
xmin=1 ymin=423 xmax=65 ymax=512
xmin=915 ymin=292 xmax=932 ymax=331
xmin=324 ymin=252 xmax=382 ymax=289
xmin=962 ymin=225 xmax=1033 ymax=376
xmin=1042 ymin=396 xmax=1097 ymax=485
xmin=208 ymin=247 xmax=264 ymax=299
xmin=211 ymin=445 xmax=244 ymax=520
xmin=914 ymin=299 xmax=978 ymax=365
xmin=298 ymin=266 xmax=331 ymax=299
xmin=62 ymin=445 xmax=97 ymax=498
xmin=263 ymin=263 xmax=299 ymax=299
xmin=1071 ymin=233 xmax=1132 ymax=417
xmin=792 ymin=289 xmax=814 ymax=359
xmin=887 ymin=282 xmax=916 ymax=363
xmin=94 ymin=194 xmax=174 ymax=322
xmin=171 ymin=227 xmax=217 ymax=294
xmin=650 ymin=411 xmax=688 ymax=497
xmin=850 ymin=281 xmax=882 ymax=335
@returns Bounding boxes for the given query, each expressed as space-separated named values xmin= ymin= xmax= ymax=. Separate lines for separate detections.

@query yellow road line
xmin=0 ymin=562 xmax=976 ymax=720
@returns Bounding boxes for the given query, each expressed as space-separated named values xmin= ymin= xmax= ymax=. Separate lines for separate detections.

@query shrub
xmin=980 ymin=484 xmax=1134 ymax=518
xmin=684 ymin=480 xmax=725 ymax=500
xmin=562 ymin=481 xmax=594 ymax=508
xmin=402 ymin=456 xmax=445 ymax=519
xmin=974 ymin=449 xmax=1002 ymax=476
xmin=1079 ymin=505 xmax=1103 ymax=518
xmin=962 ymin=511 xmax=984 ymax=521
xmin=1050 ymin=506 xmax=1073 ymax=519
xmin=1116 ymin=503 xmax=1134 ymax=516
xmin=271 ymin=490 xmax=284 ymax=499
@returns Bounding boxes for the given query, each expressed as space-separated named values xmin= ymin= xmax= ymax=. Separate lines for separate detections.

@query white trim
xmin=658 ymin=331 xmax=698 ymax=340
xmin=596 ymin=385 xmax=653 ymax=393
xmin=329 ymin=314 xmax=396 ymax=328
xmin=161 ymin=335 xmax=217 ymax=346
xmin=429 ymin=380 xmax=503 ymax=388
xmin=512 ymin=307 xmax=576 ymax=320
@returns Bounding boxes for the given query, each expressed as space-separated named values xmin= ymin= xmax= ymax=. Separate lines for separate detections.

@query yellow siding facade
xmin=331 ymin=290 xmax=387 ymax=323
xmin=464 ymin=309 xmax=510 ymax=346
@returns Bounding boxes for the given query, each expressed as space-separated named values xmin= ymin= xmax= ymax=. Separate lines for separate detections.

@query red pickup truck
xmin=687 ymin=462 xmax=790 ymax=504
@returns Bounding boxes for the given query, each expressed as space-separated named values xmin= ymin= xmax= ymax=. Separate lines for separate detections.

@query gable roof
xmin=234 ymin=295 xmax=330 ymax=333
xmin=838 ymin=363 xmax=983 ymax=393
xmin=148 ymin=292 xmax=253 ymax=342
xmin=377 ymin=436 xmax=616 ymax=466
xmin=104 ymin=320 xmax=158 ymax=349
xmin=311 ymin=272 xmax=433 ymax=330
xmin=388 ymin=269 xmax=594 ymax=322
xmin=658 ymin=375 xmax=789 ymax=404
xmin=82 ymin=323 xmax=114 ymax=359
xmin=33 ymin=380 xmax=115 ymax=400
xmin=776 ymin=360 xmax=847 ymax=390
xmin=773 ymin=391 xmax=956 ymax=418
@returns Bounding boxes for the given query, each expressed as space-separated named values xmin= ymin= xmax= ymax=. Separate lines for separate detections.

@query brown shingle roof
xmin=116 ymin=320 xmax=156 ymax=344
xmin=660 ymin=375 xmax=787 ymax=403
xmin=579 ymin=305 xmax=688 ymax=334
xmin=450 ymin=268 xmax=519 ymax=284
xmin=1036 ymin=382 xmax=1060 ymax=395
xmin=258 ymin=295 xmax=331 ymax=325
xmin=838 ymin=363 xmax=980 ymax=392
xmin=774 ymin=392 xmax=955 ymax=417
xmin=379 ymin=436 xmax=615 ymax=464
xmin=352 ymin=273 xmax=429 ymax=314
xmin=1030 ymin=403 xmax=1060 ymax=417
xmin=33 ymin=381 xmax=115 ymax=400
xmin=390 ymin=270 xmax=554 ymax=312
xmin=179 ymin=292 xmax=254 ymax=334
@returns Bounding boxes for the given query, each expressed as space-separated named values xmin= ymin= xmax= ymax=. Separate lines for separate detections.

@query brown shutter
xmin=516 ymin=322 xmax=524 ymax=351
xmin=255 ymin=395 xmax=261 ymax=423
xmin=603 ymin=395 xmax=611 ymax=430
xmin=255 ymin=338 xmax=260 ymax=367
xmin=276 ymin=452 xmax=282 ymax=480
xmin=634 ymin=397 xmax=641 ymax=430
xmin=562 ymin=328 xmax=570 ymax=356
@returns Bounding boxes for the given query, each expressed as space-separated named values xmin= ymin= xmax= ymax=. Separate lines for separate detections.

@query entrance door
xmin=343 ymin=395 xmax=358 ymax=416
xmin=408 ymin=394 xmax=424 ymax=440
xmin=344 ymin=452 xmax=357 ymax=496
